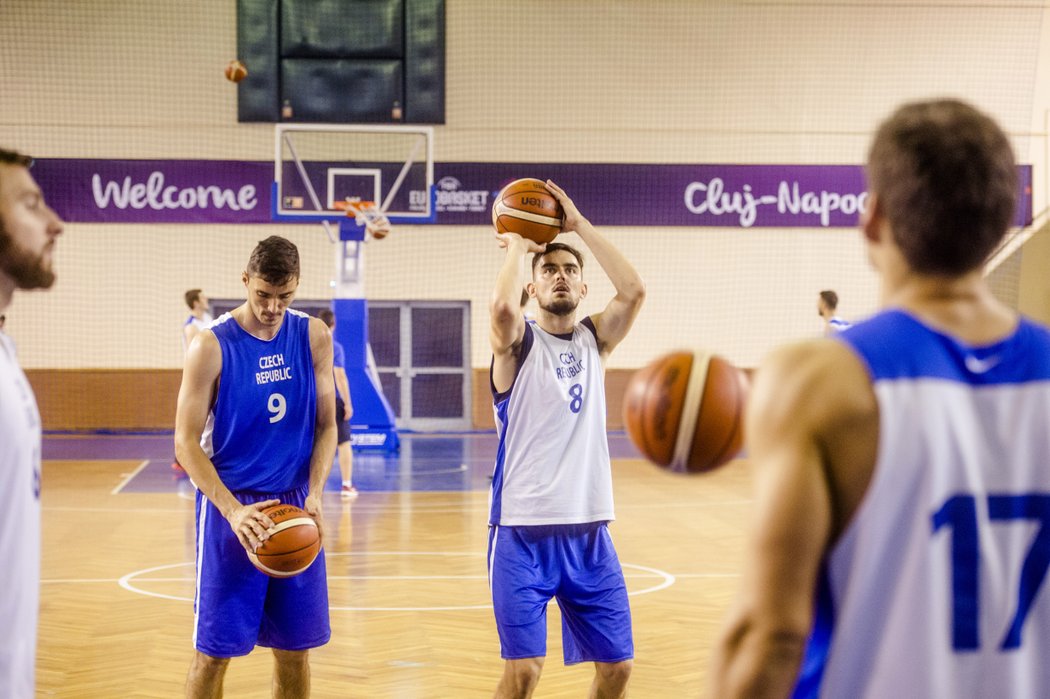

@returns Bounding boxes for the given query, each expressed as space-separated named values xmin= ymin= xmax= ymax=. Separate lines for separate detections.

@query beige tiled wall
xmin=3 ymin=0 xmax=1048 ymax=370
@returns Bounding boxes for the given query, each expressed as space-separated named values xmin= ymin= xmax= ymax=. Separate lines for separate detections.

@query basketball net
xmin=334 ymin=199 xmax=393 ymax=241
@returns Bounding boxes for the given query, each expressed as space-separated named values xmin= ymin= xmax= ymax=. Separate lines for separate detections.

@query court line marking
xmin=49 ymin=571 xmax=736 ymax=585
xmin=110 ymin=460 xmax=150 ymax=495
xmin=43 ymin=578 xmax=129 ymax=584
xmin=44 ymin=499 xmax=753 ymax=514
xmin=408 ymin=463 xmax=469 ymax=476
xmin=44 ymin=506 xmax=189 ymax=513
xmin=318 ymin=500 xmax=755 ymax=511
xmin=54 ymin=572 xmax=677 ymax=584
xmin=113 ymin=555 xmax=681 ymax=610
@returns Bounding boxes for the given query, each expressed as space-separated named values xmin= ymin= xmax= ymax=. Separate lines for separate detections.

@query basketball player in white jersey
xmin=0 ymin=148 xmax=64 ymax=697
xmin=708 ymin=100 xmax=1050 ymax=697
xmin=816 ymin=289 xmax=850 ymax=335
xmin=489 ymin=180 xmax=645 ymax=698
xmin=182 ymin=288 xmax=213 ymax=350
xmin=173 ymin=289 xmax=214 ymax=477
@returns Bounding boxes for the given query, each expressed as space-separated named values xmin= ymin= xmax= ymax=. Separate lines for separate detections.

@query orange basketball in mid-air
xmin=492 ymin=178 xmax=564 ymax=245
xmin=225 ymin=59 xmax=248 ymax=83
xmin=623 ymin=350 xmax=747 ymax=473
xmin=246 ymin=503 xmax=320 ymax=578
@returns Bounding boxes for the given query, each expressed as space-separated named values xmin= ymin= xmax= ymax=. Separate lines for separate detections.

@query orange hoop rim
xmin=333 ymin=199 xmax=377 ymax=217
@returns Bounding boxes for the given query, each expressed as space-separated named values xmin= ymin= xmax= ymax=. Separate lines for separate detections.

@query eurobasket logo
xmin=435 ymin=176 xmax=490 ymax=213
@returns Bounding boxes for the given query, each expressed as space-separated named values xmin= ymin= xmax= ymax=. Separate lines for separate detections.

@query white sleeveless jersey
xmin=0 ymin=333 xmax=41 ymax=697
xmin=827 ymin=315 xmax=851 ymax=332
xmin=795 ymin=310 xmax=1050 ymax=698
xmin=182 ymin=312 xmax=214 ymax=352
xmin=489 ymin=318 xmax=614 ymax=525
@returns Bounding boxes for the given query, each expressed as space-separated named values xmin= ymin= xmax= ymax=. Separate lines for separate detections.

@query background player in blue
xmin=175 ymin=235 xmax=337 ymax=698
xmin=488 ymin=180 xmax=646 ymax=698
xmin=317 ymin=308 xmax=357 ymax=499
xmin=0 ymin=148 xmax=64 ymax=698
xmin=708 ymin=100 xmax=1050 ymax=697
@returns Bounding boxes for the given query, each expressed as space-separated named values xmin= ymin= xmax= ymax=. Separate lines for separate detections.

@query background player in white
xmin=174 ymin=289 xmax=214 ymax=477
xmin=183 ymin=288 xmax=214 ymax=349
xmin=707 ymin=100 xmax=1050 ymax=697
xmin=816 ymin=289 xmax=850 ymax=334
xmin=488 ymin=180 xmax=645 ymax=698
xmin=0 ymin=148 xmax=64 ymax=697
xmin=176 ymin=235 xmax=337 ymax=698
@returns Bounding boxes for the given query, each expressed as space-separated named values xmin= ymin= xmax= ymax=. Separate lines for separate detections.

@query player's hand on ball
xmin=228 ymin=498 xmax=280 ymax=553
xmin=494 ymin=230 xmax=546 ymax=253
xmin=545 ymin=180 xmax=587 ymax=234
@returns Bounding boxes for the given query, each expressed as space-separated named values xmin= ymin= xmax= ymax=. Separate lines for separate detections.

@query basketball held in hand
xmin=492 ymin=178 xmax=564 ymax=245
xmin=247 ymin=503 xmax=320 ymax=578
xmin=623 ymin=350 xmax=747 ymax=473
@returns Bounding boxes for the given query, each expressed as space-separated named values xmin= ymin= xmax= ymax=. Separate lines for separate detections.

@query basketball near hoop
xmin=623 ymin=350 xmax=747 ymax=473
xmin=225 ymin=59 xmax=247 ymax=83
xmin=492 ymin=178 xmax=564 ymax=245
xmin=335 ymin=200 xmax=391 ymax=240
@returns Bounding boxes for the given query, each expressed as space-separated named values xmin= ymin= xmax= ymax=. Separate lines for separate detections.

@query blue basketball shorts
xmin=193 ymin=484 xmax=331 ymax=657
xmin=487 ymin=522 xmax=634 ymax=665
xmin=335 ymin=395 xmax=351 ymax=444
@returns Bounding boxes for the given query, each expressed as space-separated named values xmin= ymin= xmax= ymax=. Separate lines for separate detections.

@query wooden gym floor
xmin=38 ymin=434 xmax=753 ymax=698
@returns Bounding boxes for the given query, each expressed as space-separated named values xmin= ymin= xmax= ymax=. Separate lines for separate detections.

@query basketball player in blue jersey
xmin=708 ymin=100 xmax=1050 ymax=698
xmin=175 ymin=235 xmax=337 ymax=698
xmin=0 ymin=148 xmax=63 ymax=698
xmin=488 ymin=180 xmax=645 ymax=698
xmin=317 ymin=308 xmax=357 ymax=499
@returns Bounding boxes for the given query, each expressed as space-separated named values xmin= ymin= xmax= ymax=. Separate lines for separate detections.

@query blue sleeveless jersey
xmin=204 ymin=309 xmax=317 ymax=493
xmin=794 ymin=309 xmax=1050 ymax=698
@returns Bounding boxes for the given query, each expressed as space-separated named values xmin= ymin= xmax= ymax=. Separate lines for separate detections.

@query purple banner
xmin=33 ymin=159 xmax=273 ymax=224
xmin=32 ymin=159 xmax=1033 ymax=228
xmin=435 ymin=163 xmax=1033 ymax=228
xmin=439 ymin=164 xmax=873 ymax=228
